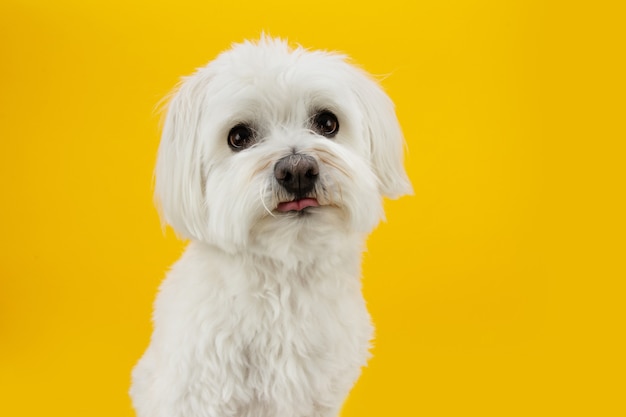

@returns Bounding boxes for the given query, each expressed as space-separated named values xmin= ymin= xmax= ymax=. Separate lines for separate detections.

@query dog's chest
xmin=211 ymin=273 xmax=368 ymax=401
xmin=234 ymin=278 xmax=349 ymax=365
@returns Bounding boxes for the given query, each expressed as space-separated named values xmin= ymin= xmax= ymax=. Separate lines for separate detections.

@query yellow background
xmin=1 ymin=0 xmax=624 ymax=416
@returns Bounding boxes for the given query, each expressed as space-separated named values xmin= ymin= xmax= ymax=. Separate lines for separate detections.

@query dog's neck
xmin=187 ymin=231 xmax=366 ymax=286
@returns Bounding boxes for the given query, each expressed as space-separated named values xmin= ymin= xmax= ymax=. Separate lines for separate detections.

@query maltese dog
xmin=130 ymin=37 xmax=412 ymax=417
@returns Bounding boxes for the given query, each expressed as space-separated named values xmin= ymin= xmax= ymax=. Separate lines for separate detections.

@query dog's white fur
xmin=130 ymin=37 xmax=412 ymax=417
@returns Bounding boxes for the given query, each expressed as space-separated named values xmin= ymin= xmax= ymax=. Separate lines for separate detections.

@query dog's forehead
xmin=202 ymin=44 xmax=356 ymax=118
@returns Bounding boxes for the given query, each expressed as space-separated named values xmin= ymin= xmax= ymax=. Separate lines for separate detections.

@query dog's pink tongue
xmin=276 ymin=198 xmax=319 ymax=212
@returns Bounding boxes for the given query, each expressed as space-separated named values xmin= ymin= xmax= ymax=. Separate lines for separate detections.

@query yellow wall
xmin=1 ymin=0 xmax=624 ymax=416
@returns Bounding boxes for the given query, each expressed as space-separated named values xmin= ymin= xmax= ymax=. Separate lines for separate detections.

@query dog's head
xmin=155 ymin=37 xmax=412 ymax=253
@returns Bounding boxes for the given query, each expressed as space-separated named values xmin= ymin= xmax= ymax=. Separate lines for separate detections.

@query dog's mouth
xmin=276 ymin=197 xmax=320 ymax=212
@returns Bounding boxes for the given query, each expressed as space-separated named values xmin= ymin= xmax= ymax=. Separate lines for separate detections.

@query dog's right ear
xmin=154 ymin=72 xmax=209 ymax=241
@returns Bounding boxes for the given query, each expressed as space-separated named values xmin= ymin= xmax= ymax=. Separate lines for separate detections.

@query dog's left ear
xmin=351 ymin=70 xmax=413 ymax=199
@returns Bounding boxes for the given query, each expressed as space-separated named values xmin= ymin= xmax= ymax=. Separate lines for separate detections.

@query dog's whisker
xmin=323 ymin=170 xmax=342 ymax=207
xmin=315 ymin=149 xmax=352 ymax=179
xmin=260 ymin=182 xmax=276 ymax=218
xmin=336 ymin=179 xmax=345 ymax=206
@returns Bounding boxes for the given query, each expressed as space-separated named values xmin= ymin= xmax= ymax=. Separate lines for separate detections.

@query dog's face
xmin=155 ymin=38 xmax=412 ymax=254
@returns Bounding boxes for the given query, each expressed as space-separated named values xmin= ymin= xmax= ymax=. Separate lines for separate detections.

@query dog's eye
xmin=312 ymin=111 xmax=339 ymax=138
xmin=227 ymin=124 xmax=255 ymax=151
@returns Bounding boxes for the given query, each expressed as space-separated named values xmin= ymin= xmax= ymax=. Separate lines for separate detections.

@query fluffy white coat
xmin=130 ymin=37 xmax=411 ymax=417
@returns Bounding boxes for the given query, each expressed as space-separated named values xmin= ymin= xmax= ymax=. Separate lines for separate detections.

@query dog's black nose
xmin=274 ymin=154 xmax=319 ymax=195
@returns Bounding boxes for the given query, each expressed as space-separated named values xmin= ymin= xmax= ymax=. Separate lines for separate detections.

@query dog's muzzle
xmin=274 ymin=154 xmax=319 ymax=196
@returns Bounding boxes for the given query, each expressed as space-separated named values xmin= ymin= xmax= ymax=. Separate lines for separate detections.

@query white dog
xmin=130 ymin=37 xmax=412 ymax=417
